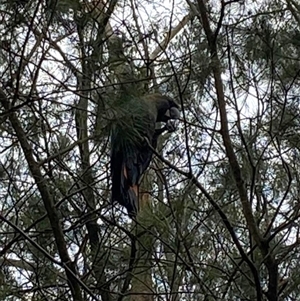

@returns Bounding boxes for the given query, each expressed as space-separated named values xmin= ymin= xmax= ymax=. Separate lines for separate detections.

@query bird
xmin=110 ymin=94 xmax=180 ymax=218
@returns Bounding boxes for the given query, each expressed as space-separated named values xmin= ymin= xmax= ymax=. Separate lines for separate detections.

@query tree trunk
xmin=129 ymin=175 xmax=154 ymax=301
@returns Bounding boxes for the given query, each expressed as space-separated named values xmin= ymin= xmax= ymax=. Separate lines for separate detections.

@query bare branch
xmin=150 ymin=13 xmax=193 ymax=60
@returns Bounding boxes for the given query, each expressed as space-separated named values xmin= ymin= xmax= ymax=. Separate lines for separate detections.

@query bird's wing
xmin=111 ymin=115 xmax=156 ymax=217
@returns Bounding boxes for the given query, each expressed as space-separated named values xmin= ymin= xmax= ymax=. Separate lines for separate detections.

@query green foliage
xmin=2 ymin=0 xmax=300 ymax=300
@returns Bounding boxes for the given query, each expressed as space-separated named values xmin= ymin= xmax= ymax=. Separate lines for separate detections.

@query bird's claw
xmin=166 ymin=120 xmax=177 ymax=133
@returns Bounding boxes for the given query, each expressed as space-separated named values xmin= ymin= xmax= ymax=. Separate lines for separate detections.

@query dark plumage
xmin=111 ymin=94 xmax=180 ymax=218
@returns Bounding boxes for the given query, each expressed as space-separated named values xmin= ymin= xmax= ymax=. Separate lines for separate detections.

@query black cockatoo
xmin=111 ymin=94 xmax=180 ymax=218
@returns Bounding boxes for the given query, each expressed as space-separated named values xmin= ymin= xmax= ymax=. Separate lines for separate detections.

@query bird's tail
xmin=121 ymin=165 xmax=139 ymax=217
xmin=112 ymin=165 xmax=138 ymax=218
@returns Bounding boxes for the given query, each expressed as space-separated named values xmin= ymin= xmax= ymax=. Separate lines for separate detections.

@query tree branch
xmin=0 ymin=88 xmax=83 ymax=301
xmin=196 ymin=0 xmax=264 ymax=247
xmin=196 ymin=1 xmax=279 ymax=299
xmin=150 ymin=13 xmax=193 ymax=60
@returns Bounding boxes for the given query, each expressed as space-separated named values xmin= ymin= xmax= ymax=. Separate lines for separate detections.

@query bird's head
xmin=147 ymin=94 xmax=180 ymax=122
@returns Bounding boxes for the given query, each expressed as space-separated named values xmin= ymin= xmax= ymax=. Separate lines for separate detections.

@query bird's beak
xmin=165 ymin=107 xmax=180 ymax=120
